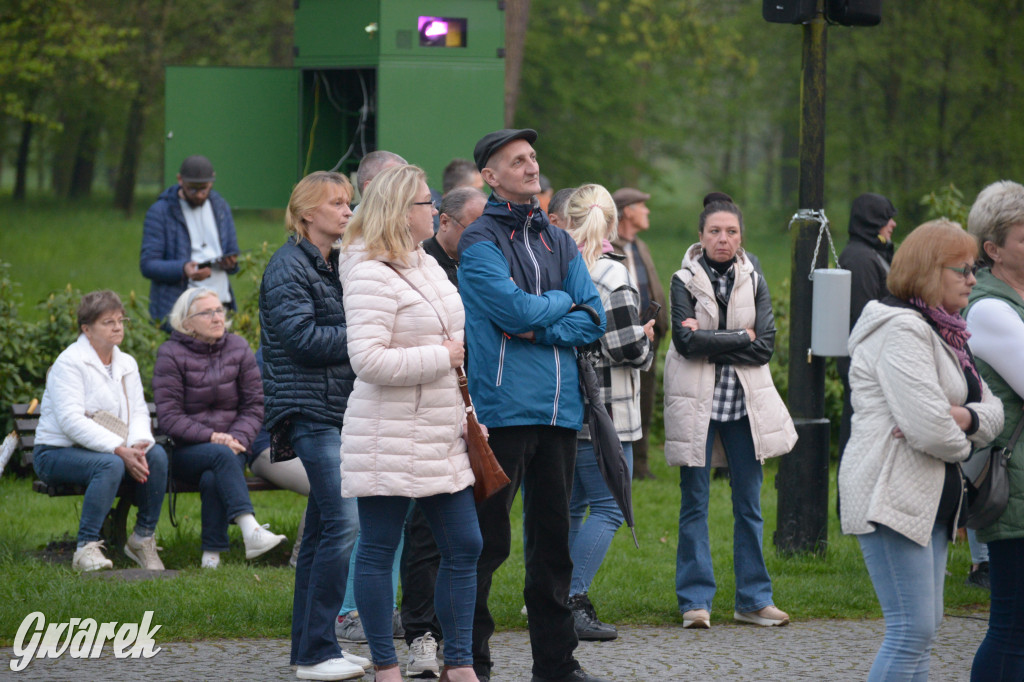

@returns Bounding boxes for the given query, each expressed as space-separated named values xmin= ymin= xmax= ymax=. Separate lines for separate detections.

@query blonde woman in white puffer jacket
xmin=339 ymin=164 xmax=481 ymax=682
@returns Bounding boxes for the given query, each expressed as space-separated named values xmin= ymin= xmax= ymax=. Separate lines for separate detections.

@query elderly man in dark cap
xmin=611 ymin=187 xmax=668 ymax=480
xmin=458 ymin=129 xmax=607 ymax=682
xmin=140 ymin=155 xmax=239 ymax=325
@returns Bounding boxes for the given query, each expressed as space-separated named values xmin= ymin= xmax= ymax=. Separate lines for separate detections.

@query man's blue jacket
xmin=140 ymin=185 xmax=239 ymax=322
xmin=458 ymin=196 xmax=605 ymax=431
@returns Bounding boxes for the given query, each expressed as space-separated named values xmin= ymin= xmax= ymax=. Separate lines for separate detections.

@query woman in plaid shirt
xmin=564 ymin=184 xmax=655 ymax=641
xmin=663 ymin=195 xmax=797 ymax=631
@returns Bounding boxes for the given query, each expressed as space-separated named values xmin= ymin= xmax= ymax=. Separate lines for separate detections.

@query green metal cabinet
xmin=165 ymin=0 xmax=505 ymax=209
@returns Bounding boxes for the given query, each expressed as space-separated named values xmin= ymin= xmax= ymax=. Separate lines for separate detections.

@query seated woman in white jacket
xmin=339 ymin=164 xmax=482 ymax=682
xmin=32 ymin=290 xmax=168 ymax=572
xmin=839 ymin=219 xmax=1003 ymax=682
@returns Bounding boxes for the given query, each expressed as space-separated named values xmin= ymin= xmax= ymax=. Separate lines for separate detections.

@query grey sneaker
xmin=393 ymin=607 xmax=405 ymax=639
xmin=124 ymin=533 xmax=164 ymax=571
xmin=407 ymin=632 xmax=440 ymax=678
xmin=335 ymin=612 xmax=367 ymax=643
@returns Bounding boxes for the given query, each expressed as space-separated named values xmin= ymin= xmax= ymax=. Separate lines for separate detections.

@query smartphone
xmin=642 ymin=300 xmax=662 ymax=323
xmin=196 ymin=252 xmax=241 ymax=269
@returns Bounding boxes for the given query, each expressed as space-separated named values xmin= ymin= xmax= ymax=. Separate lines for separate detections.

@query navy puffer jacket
xmin=259 ymin=236 xmax=354 ymax=430
xmin=152 ymin=331 xmax=264 ymax=450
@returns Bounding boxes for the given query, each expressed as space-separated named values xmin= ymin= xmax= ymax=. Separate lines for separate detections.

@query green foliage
xmin=920 ymin=183 xmax=970 ymax=227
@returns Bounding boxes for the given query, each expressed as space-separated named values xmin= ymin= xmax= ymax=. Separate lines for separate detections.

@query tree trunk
xmin=114 ymin=88 xmax=147 ymax=216
xmin=503 ymin=0 xmax=531 ymax=127
xmin=70 ymin=114 xmax=99 ymax=200
xmin=13 ymin=119 xmax=33 ymax=202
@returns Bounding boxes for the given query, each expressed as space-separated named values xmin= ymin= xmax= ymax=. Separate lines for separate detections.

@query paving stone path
xmin=2 ymin=616 xmax=988 ymax=681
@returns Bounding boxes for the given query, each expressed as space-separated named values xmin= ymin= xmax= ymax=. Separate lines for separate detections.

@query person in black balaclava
xmin=836 ymin=192 xmax=898 ymax=514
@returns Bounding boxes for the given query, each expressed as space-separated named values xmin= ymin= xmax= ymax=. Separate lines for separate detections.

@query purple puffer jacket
xmin=152 ymin=331 xmax=264 ymax=451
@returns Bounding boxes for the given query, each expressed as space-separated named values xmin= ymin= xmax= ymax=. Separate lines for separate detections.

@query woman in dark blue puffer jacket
xmin=259 ymin=171 xmax=365 ymax=681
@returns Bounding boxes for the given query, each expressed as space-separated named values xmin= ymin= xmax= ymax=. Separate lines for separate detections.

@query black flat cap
xmin=474 ymin=129 xmax=538 ymax=171
xmin=179 ymin=155 xmax=215 ymax=183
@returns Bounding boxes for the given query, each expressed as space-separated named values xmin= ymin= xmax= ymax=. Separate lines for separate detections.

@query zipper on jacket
xmin=522 ymin=211 xmax=542 ymax=295
xmin=495 ymin=334 xmax=508 ymax=386
xmin=551 ymin=346 xmax=561 ymax=425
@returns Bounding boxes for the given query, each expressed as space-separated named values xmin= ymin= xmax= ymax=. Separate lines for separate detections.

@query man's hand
xmin=184 ymin=261 xmax=212 ymax=281
xmin=514 ymin=331 xmax=535 ymax=341
xmin=219 ymin=254 xmax=238 ymax=270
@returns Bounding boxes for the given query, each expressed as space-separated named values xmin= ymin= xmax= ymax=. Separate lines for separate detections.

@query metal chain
xmin=788 ymin=208 xmax=837 ymax=280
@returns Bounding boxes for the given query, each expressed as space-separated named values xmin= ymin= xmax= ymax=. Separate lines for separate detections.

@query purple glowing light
xmin=423 ymin=20 xmax=448 ymax=38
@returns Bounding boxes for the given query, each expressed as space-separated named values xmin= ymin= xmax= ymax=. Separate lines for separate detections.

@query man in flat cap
xmin=458 ymin=129 xmax=607 ymax=682
xmin=140 ymin=155 xmax=239 ymax=326
xmin=611 ymin=188 xmax=668 ymax=480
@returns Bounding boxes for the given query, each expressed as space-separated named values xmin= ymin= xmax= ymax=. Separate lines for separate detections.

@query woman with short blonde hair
xmin=286 ymin=171 xmax=354 ymax=241
xmin=841 ymin=219 xmax=1003 ymax=680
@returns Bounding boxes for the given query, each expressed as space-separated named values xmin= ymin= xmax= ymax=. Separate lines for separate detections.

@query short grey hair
xmin=442 ymin=158 xmax=478 ymax=194
xmin=968 ymin=180 xmax=1024 ymax=266
xmin=356 ymin=150 xmax=407 ymax=193
xmin=548 ymin=187 xmax=576 ymax=220
xmin=167 ymin=287 xmax=222 ymax=335
xmin=440 ymin=186 xmax=487 ymax=224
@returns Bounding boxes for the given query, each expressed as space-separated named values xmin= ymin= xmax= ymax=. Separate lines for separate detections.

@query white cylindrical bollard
xmin=811 ymin=268 xmax=852 ymax=356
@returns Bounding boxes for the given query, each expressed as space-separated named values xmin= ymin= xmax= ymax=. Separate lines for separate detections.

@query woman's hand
xmin=642 ymin=319 xmax=656 ymax=341
xmin=949 ymin=406 xmax=973 ymax=432
xmin=745 ymin=328 xmax=757 ymax=342
xmin=443 ymin=339 xmax=465 ymax=368
xmin=212 ymin=432 xmax=247 ymax=454
xmin=681 ymin=318 xmax=699 ymax=332
xmin=115 ymin=445 xmax=150 ymax=483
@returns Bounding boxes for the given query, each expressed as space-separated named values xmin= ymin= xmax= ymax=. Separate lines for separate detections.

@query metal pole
xmin=774 ymin=4 xmax=830 ymax=555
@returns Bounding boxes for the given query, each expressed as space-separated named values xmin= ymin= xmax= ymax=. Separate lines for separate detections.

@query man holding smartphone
xmin=611 ymin=187 xmax=668 ymax=480
xmin=140 ymin=155 xmax=240 ymax=327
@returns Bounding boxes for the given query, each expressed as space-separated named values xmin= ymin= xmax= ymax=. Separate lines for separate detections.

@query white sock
xmin=235 ymin=513 xmax=259 ymax=539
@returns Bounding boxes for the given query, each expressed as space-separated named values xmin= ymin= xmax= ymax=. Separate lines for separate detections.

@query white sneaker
xmin=341 ymin=649 xmax=370 ymax=671
xmin=407 ymin=632 xmax=440 ymax=677
xmin=682 ymin=609 xmax=710 ymax=629
xmin=295 ymin=656 xmax=366 ymax=680
xmin=124 ymin=533 xmax=164 ymax=571
xmin=72 ymin=540 xmax=113 ymax=572
xmin=734 ymin=605 xmax=790 ymax=627
xmin=244 ymin=523 xmax=287 ymax=560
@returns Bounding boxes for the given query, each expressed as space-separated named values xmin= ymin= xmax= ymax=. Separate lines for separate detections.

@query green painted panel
xmin=294 ymin=0 xmax=380 ymax=65
xmin=165 ymin=67 xmax=301 ymax=209
xmin=377 ymin=59 xmax=504 ymax=189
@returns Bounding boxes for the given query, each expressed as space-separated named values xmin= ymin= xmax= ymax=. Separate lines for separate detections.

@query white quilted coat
xmin=664 ymin=246 xmax=797 ymax=467
xmin=839 ymin=301 xmax=1004 ymax=546
xmin=338 ymin=243 xmax=474 ymax=498
xmin=35 ymin=334 xmax=155 ymax=453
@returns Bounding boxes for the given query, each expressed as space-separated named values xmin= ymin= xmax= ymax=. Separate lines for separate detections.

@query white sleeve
xmin=966 ymin=298 xmax=1024 ymax=398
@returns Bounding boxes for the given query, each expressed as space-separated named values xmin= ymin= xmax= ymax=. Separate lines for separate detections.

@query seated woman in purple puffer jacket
xmin=153 ymin=287 xmax=287 ymax=568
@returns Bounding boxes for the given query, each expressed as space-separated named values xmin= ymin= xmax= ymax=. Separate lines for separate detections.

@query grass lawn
xmin=0 ymin=452 xmax=988 ymax=646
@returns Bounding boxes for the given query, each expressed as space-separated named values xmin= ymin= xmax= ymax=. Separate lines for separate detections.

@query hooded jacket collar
xmin=848 ymin=193 xmax=897 ymax=254
xmin=485 ymin=193 xmax=548 ymax=234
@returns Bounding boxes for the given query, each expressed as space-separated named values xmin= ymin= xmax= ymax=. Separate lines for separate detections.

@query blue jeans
xmin=34 ymin=444 xmax=167 ymax=545
xmin=971 ymin=537 xmax=1024 ymax=681
xmin=171 ymin=442 xmax=253 ymax=551
xmin=676 ymin=417 xmax=774 ymax=614
xmin=965 ymin=527 xmax=989 ymax=565
xmin=340 ymin=526 xmax=405 ymax=615
xmin=355 ymin=489 xmax=481 ymax=667
xmin=568 ymin=440 xmax=632 ymax=596
xmin=858 ymin=523 xmax=947 ymax=682
xmin=289 ymin=419 xmax=360 ymax=667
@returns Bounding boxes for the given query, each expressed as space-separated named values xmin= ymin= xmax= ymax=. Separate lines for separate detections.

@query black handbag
xmin=962 ymin=408 xmax=1022 ymax=530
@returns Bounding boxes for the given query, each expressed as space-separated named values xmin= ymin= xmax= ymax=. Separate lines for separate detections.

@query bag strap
xmin=1005 ymin=405 xmax=1024 ymax=456
xmin=121 ymin=375 xmax=129 ymax=433
xmin=383 ymin=263 xmax=476 ymax=413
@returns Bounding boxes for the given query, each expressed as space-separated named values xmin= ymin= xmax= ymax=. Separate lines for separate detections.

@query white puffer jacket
xmin=35 ymin=334 xmax=155 ymax=453
xmin=339 ymin=243 xmax=474 ymax=498
xmin=839 ymin=300 xmax=1003 ymax=546
xmin=664 ymin=246 xmax=797 ymax=467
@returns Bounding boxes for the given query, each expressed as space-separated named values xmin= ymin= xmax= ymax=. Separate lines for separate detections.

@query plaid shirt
xmin=709 ymin=264 xmax=747 ymax=422
xmin=580 ymin=256 xmax=654 ymax=441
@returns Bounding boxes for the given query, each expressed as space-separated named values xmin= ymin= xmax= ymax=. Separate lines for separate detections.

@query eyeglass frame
xmin=188 ymin=307 xmax=227 ymax=319
xmin=944 ymin=263 xmax=979 ymax=278
xmin=413 ymin=199 xmax=437 ymax=209
xmin=96 ymin=317 xmax=131 ymax=328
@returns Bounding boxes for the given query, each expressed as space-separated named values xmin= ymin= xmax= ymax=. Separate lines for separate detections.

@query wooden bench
xmin=13 ymin=402 xmax=280 ymax=548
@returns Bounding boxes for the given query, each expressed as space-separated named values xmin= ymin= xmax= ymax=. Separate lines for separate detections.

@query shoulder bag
xmin=384 ymin=263 xmax=510 ymax=502
xmin=86 ymin=376 xmax=129 ymax=446
xmin=962 ymin=406 xmax=1021 ymax=530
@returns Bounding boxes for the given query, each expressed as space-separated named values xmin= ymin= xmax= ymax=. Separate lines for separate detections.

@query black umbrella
xmin=576 ymin=348 xmax=640 ymax=549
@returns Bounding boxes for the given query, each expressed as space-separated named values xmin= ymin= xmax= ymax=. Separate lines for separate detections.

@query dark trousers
xmin=400 ymin=503 xmax=443 ymax=645
xmin=971 ymin=537 xmax=1024 ymax=680
xmin=632 ymin=333 xmax=661 ymax=477
xmin=473 ymin=425 xmax=580 ymax=679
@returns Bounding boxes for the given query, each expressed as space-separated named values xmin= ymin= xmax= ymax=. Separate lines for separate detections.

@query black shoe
xmin=531 ymin=669 xmax=609 ymax=682
xmin=568 ymin=593 xmax=618 ymax=641
xmin=965 ymin=562 xmax=991 ymax=590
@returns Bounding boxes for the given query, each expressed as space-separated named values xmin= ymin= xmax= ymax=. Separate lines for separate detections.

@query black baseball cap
xmin=473 ymin=129 xmax=538 ymax=171
xmin=179 ymin=155 xmax=216 ymax=183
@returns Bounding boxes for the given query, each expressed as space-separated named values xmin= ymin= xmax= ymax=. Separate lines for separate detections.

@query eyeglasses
xmin=413 ymin=199 xmax=437 ymax=209
xmin=945 ymin=263 xmax=979 ymax=278
xmin=447 ymin=215 xmax=466 ymax=229
xmin=183 ymin=183 xmax=212 ymax=194
xmin=189 ymin=307 xmax=226 ymax=319
xmin=97 ymin=317 xmax=131 ymax=328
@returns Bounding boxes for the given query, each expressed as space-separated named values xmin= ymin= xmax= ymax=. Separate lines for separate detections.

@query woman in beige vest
xmin=663 ymin=196 xmax=796 ymax=630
